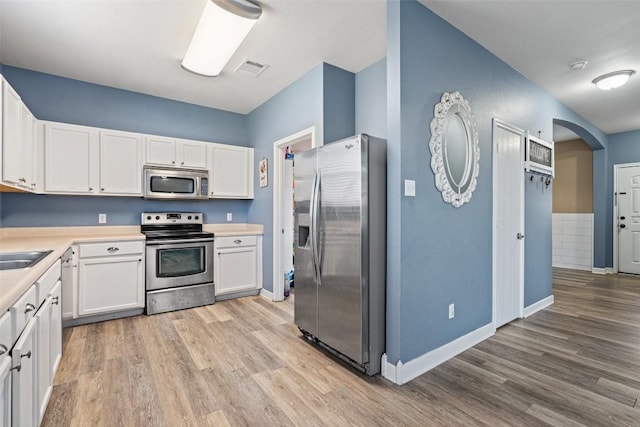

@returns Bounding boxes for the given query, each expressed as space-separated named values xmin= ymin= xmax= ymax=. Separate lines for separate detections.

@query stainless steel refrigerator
xmin=294 ymin=134 xmax=386 ymax=375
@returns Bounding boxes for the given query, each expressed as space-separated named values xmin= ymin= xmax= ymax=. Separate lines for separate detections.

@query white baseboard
xmin=592 ymin=267 xmax=613 ymax=275
xmin=259 ymin=288 xmax=274 ymax=301
xmin=523 ymin=295 xmax=554 ymax=317
xmin=381 ymin=323 xmax=494 ymax=385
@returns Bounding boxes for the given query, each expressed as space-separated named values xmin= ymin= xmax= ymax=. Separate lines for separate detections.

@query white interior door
xmin=493 ymin=120 xmax=524 ymax=328
xmin=616 ymin=165 xmax=640 ymax=274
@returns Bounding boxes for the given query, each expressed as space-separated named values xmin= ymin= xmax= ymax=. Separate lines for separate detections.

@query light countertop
xmin=0 ymin=223 xmax=263 ymax=313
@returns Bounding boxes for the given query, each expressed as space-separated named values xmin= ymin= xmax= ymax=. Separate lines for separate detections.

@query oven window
xmin=150 ymin=176 xmax=195 ymax=194
xmin=157 ymin=247 xmax=204 ymax=277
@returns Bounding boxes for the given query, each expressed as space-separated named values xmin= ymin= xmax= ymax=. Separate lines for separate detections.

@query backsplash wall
xmin=0 ymin=193 xmax=249 ymax=227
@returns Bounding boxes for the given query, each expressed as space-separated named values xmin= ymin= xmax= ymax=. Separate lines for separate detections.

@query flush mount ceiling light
xmin=182 ymin=0 xmax=262 ymax=77
xmin=592 ymin=70 xmax=635 ymax=90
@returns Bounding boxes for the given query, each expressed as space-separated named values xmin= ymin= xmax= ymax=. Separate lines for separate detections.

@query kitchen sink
xmin=0 ymin=250 xmax=53 ymax=271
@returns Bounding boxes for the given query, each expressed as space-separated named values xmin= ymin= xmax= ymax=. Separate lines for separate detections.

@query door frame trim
xmin=492 ymin=118 xmax=525 ymax=328
xmin=612 ymin=162 xmax=640 ymax=273
xmin=272 ymin=127 xmax=317 ymax=302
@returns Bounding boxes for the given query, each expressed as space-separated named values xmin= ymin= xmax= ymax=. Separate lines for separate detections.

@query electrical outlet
xmin=226 ymin=213 xmax=233 ymax=222
xmin=98 ymin=213 xmax=107 ymax=224
xmin=448 ymin=303 xmax=455 ymax=319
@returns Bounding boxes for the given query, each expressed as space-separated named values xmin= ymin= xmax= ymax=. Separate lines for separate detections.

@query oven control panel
xmin=141 ymin=212 xmax=204 ymax=225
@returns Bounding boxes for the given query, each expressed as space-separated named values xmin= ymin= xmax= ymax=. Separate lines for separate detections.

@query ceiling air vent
xmin=235 ymin=59 xmax=268 ymax=77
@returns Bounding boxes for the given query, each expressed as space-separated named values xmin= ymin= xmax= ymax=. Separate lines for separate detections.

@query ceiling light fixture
xmin=182 ymin=0 xmax=262 ymax=77
xmin=592 ymin=70 xmax=635 ymax=90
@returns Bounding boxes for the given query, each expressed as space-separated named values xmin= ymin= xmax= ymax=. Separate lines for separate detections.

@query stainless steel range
xmin=142 ymin=212 xmax=215 ymax=314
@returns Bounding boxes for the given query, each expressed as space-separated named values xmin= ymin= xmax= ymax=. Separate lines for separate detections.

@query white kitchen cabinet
xmin=1 ymin=79 xmax=35 ymax=190
xmin=99 ymin=129 xmax=142 ymax=196
xmin=0 ymin=355 xmax=11 ymax=427
xmin=214 ymin=235 xmax=262 ymax=296
xmin=44 ymin=121 xmax=99 ymax=194
xmin=11 ymin=318 xmax=37 ymax=427
xmin=49 ymin=282 xmax=62 ymax=379
xmin=35 ymin=297 xmax=51 ymax=424
xmin=145 ymin=136 xmax=207 ymax=169
xmin=208 ymin=144 xmax=254 ymax=199
xmin=61 ymin=246 xmax=77 ymax=320
xmin=77 ymin=241 xmax=145 ymax=317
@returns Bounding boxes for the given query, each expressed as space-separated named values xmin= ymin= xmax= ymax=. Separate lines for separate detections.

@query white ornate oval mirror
xmin=429 ymin=91 xmax=479 ymax=208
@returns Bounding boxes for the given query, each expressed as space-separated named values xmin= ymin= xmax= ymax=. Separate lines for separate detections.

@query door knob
xmin=620 ymin=224 xmax=626 ymax=229
xmin=516 ymin=233 xmax=525 ymax=240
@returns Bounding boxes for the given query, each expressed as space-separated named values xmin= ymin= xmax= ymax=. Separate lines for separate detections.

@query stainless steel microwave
xmin=143 ymin=167 xmax=209 ymax=200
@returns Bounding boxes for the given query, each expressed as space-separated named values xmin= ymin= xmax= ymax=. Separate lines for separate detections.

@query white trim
xmin=381 ymin=323 xmax=494 ymax=385
xmin=592 ymin=267 xmax=613 ymax=275
xmin=523 ymin=295 xmax=554 ymax=317
xmin=272 ymin=127 xmax=316 ymax=302
xmin=259 ymin=288 xmax=274 ymax=301
xmin=612 ymin=162 xmax=640 ymax=274
xmin=492 ymin=119 xmax=526 ymax=328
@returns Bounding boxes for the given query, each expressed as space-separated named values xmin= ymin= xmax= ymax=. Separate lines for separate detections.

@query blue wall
xmin=0 ymin=66 xmax=250 ymax=227
xmin=606 ymin=129 xmax=640 ymax=267
xmin=386 ymin=0 xmax=607 ymax=364
xmin=246 ymin=63 xmax=356 ymax=292
xmin=355 ymin=59 xmax=387 ymax=138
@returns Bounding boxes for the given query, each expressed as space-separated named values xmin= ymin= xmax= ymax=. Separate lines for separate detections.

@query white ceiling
xmin=1 ymin=1 xmax=638 ymax=138
xmin=421 ymin=0 xmax=640 ymax=136
xmin=0 ymin=0 xmax=386 ymax=114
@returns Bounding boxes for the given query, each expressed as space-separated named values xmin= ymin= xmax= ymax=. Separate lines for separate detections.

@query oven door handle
xmin=146 ymin=237 xmax=214 ymax=245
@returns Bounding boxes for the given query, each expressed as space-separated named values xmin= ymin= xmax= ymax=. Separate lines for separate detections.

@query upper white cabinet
xmin=208 ymin=144 xmax=254 ymax=199
xmin=99 ymin=130 xmax=142 ymax=196
xmin=145 ymin=136 xmax=207 ymax=169
xmin=44 ymin=122 xmax=99 ymax=194
xmin=1 ymin=79 xmax=38 ymax=190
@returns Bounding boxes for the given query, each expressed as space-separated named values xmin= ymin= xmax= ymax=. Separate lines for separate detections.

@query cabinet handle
xmin=19 ymin=178 xmax=26 ymax=183
xmin=0 ymin=344 xmax=7 ymax=356
xmin=171 ymin=161 xmax=175 ymax=164
xmin=234 ymin=239 xmax=242 ymax=244
xmin=31 ymin=183 xmax=36 ymax=187
xmin=138 ymin=259 xmax=142 ymax=262
xmin=107 ymin=247 xmax=120 ymax=253
xmin=10 ymin=351 xmax=32 ymax=372
xmin=24 ymin=303 xmax=36 ymax=313
xmin=89 ymin=187 xmax=94 ymax=191
xmin=181 ymin=161 xmax=184 ymax=165
xmin=52 ymin=296 xmax=59 ymax=305
xmin=101 ymin=188 xmax=105 ymax=191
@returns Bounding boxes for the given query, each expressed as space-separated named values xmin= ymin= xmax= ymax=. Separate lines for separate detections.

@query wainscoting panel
xmin=552 ymin=213 xmax=593 ymax=271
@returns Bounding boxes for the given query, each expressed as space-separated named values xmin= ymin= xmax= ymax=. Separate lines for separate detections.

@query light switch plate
xmin=404 ymin=179 xmax=416 ymax=197
xmin=98 ymin=213 xmax=107 ymax=224
xmin=226 ymin=213 xmax=233 ymax=222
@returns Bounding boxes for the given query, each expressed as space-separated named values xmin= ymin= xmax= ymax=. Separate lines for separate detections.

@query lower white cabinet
xmin=0 ymin=355 xmax=11 ymax=427
xmin=11 ymin=318 xmax=37 ymax=427
xmin=35 ymin=281 xmax=61 ymax=424
xmin=77 ymin=241 xmax=145 ymax=316
xmin=214 ymin=235 xmax=262 ymax=296
xmin=49 ymin=282 xmax=62 ymax=379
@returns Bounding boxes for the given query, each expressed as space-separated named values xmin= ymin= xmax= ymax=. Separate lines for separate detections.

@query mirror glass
xmin=429 ymin=91 xmax=479 ymax=208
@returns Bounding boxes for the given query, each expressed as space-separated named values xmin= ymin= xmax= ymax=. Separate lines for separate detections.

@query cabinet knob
xmin=138 ymin=259 xmax=142 ymax=262
xmin=181 ymin=161 xmax=184 ymax=165
xmin=172 ymin=161 xmax=175 ymax=164
xmin=19 ymin=178 xmax=26 ymax=183
xmin=89 ymin=187 xmax=94 ymax=191
xmin=107 ymin=247 xmax=120 ymax=253
xmin=234 ymin=239 xmax=242 ymax=244
xmin=10 ymin=351 xmax=32 ymax=372
xmin=24 ymin=303 xmax=36 ymax=314
xmin=0 ymin=344 xmax=7 ymax=356
xmin=101 ymin=188 xmax=105 ymax=191
xmin=52 ymin=296 xmax=60 ymax=305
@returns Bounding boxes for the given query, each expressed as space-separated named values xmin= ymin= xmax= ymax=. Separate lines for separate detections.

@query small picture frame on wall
xmin=525 ymin=134 xmax=554 ymax=177
xmin=259 ymin=158 xmax=268 ymax=188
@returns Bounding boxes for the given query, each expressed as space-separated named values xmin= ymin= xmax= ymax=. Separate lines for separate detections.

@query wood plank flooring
xmin=43 ymin=268 xmax=640 ymax=426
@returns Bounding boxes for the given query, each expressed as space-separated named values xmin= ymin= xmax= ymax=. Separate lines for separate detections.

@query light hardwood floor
xmin=43 ymin=268 xmax=640 ymax=426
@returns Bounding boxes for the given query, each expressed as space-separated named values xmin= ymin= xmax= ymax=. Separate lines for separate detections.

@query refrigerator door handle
xmin=316 ymin=173 xmax=322 ymax=279
xmin=309 ymin=172 xmax=321 ymax=284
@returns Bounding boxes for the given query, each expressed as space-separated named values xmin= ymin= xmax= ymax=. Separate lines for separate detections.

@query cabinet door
xmin=49 ymin=282 xmax=63 ymax=378
xmin=20 ymin=105 xmax=35 ymax=190
xmin=100 ymin=130 xmax=142 ymax=195
xmin=209 ymin=145 xmax=254 ymax=198
xmin=45 ymin=122 xmax=99 ymax=193
xmin=78 ymin=256 xmax=144 ymax=316
xmin=11 ymin=318 xmax=37 ymax=427
xmin=61 ymin=248 xmax=77 ymax=320
xmin=35 ymin=297 xmax=51 ymax=424
xmin=179 ymin=140 xmax=207 ymax=169
xmin=145 ymin=136 xmax=176 ymax=167
xmin=215 ymin=245 xmax=258 ymax=295
xmin=0 ymin=355 xmax=11 ymax=427
xmin=2 ymin=81 xmax=23 ymax=186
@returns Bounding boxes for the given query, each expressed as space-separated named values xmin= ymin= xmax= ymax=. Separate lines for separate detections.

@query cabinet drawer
xmin=79 ymin=241 xmax=144 ymax=258
xmin=36 ymin=259 xmax=61 ymax=305
xmin=215 ymin=235 xmax=257 ymax=248
xmin=0 ymin=312 xmax=12 ymax=354
xmin=10 ymin=284 xmax=37 ymax=340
